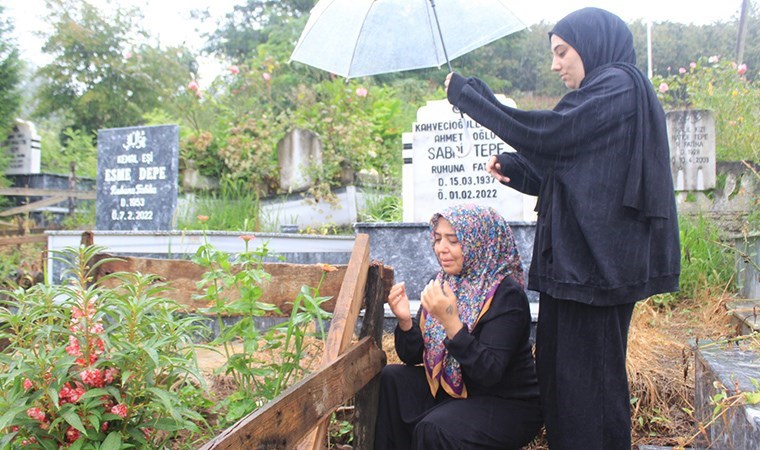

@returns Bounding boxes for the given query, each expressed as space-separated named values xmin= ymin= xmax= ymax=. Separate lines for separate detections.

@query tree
xmin=34 ymin=0 xmax=194 ymax=136
xmin=0 ymin=4 xmax=22 ymax=136
xmin=201 ymin=0 xmax=316 ymax=61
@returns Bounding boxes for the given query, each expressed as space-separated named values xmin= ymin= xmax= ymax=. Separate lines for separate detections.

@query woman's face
xmin=433 ymin=218 xmax=464 ymax=276
xmin=551 ymin=34 xmax=585 ymax=89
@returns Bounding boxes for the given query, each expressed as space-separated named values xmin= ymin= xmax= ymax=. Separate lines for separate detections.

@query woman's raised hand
xmin=388 ymin=282 xmax=412 ymax=331
xmin=421 ymin=280 xmax=463 ymax=338
xmin=486 ymin=155 xmax=511 ymax=183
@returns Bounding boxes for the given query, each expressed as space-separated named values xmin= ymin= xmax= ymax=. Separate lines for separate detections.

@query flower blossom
xmin=355 ymin=87 xmax=368 ymax=98
xmin=229 ymin=65 xmax=240 ymax=75
xmin=197 ymin=215 xmax=209 ymax=223
xmin=81 ymin=368 xmax=105 ymax=388
xmin=65 ymin=426 xmax=81 ymax=443
xmin=111 ymin=404 xmax=128 ymax=418
xmin=318 ymin=263 xmax=339 ymax=273
xmin=240 ymin=235 xmax=255 ymax=242
xmin=26 ymin=407 xmax=46 ymax=422
xmin=262 ymin=72 xmax=271 ymax=82
xmin=104 ymin=367 xmax=119 ymax=384
xmin=659 ymin=82 xmax=669 ymax=93
xmin=23 ymin=378 xmax=33 ymax=390
xmin=60 ymin=383 xmax=86 ymax=404
xmin=678 ymin=67 xmax=686 ymax=74
xmin=708 ymin=55 xmax=719 ymax=64
xmin=737 ymin=63 xmax=748 ymax=75
xmin=689 ymin=61 xmax=696 ymax=69
xmin=187 ymin=80 xmax=200 ymax=92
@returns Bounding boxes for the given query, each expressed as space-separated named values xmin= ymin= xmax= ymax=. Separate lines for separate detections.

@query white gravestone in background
xmin=3 ymin=119 xmax=41 ymax=175
xmin=277 ymin=128 xmax=323 ymax=193
xmin=666 ymin=110 xmax=716 ymax=191
xmin=403 ymin=98 xmax=537 ymax=223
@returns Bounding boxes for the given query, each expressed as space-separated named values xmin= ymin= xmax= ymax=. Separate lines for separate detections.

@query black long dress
xmin=374 ymin=277 xmax=542 ymax=449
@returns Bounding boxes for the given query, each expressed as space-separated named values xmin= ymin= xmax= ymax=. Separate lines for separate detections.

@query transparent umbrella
xmin=289 ymin=0 xmax=527 ymax=79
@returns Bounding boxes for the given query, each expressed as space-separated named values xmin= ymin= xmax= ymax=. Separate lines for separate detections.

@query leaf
xmin=0 ymin=405 xmax=27 ymax=431
xmin=102 ymin=431 xmax=123 ymax=450
xmin=62 ymin=409 xmax=87 ymax=433
xmin=744 ymin=391 xmax=760 ymax=404
xmin=151 ymin=417 xmax=188 ymax=431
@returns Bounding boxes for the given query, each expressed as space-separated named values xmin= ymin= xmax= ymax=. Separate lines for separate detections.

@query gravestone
xmin=277 ymin=128 xmax=322 ymax=192
xmin=666 ymin=110 xmax=716 ymax=191
xmin=3 ymin=119 xmax=41 ymax=175
xmin=402 ymin=98 xmax=537 ymax=222
xmin=96 ymin=125 xmax=179 ymax=231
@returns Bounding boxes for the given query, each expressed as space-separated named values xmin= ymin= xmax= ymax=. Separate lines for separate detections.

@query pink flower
xmin=65 ymin=426 xmax=81 ymax=443
xmin=104 ymin=367 xmax=119 ymax=384
xmin=708 ymin=55 xmax=719 ymax=64
xmin=659 ymin=82 xmax=669 ymax=93
xmin=240 ymin=235 xmax=255 ymax=242
xmin=689 ymin=62 xmax=696 ymax=69
xmin=123 ymin=50 xmax=133 ymax=60
xmin=23 ymin=378 xmax=33 ymax=390
xmin=355 ymin=87 xmax=368 ymax=97
xmin=81 ymin=368 xmax=105 ymax=387
xmin=678 ymin=67 xmax=686 ymax=74
xmin=111 ymin=404 xmax=128 ymax=418
xmin=89 ymin=323 xmax=104 ymax=334
xmin=737 ymin=63 xmax=748 ymax=75
xmin=60 ymin=383 xmax=86 ymax=404
xmin=229 ymin=65 xmax=240 ymax=75
xmin=262 ymin=72 xmax=271 ymax=82
xmin=187 ymin=80 xmax=200 ymax=92
xmin=66 ymin=336 xmax=81 ymax=356
xmin=26 ymin=407 xmax=46 ymax=422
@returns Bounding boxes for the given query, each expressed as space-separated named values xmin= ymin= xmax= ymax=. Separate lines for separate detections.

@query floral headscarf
xmin=422 ymin=204 xmax=524 ymax=398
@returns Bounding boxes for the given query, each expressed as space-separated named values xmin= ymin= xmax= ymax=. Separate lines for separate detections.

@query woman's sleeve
xmin=443 ymin=280 xmax=530 ymax=387
xmin=447 ymin=72 xmax=633 ymax=159
xmin=496 ymin=152 xmax=542 ymax=195
xmin=394 ymin=318 xmax=424 ymax=365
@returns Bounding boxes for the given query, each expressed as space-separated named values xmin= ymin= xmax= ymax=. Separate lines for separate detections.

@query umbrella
xmin=289 ymin=0 xmax=527 ymax=79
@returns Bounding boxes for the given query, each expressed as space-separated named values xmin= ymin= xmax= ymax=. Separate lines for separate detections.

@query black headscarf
xmin=550 ymin=8 xmax=674 ymax=223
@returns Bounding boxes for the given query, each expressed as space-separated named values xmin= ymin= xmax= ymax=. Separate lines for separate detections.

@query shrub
xmin=0 ymin=245 xmax=207 ymax=448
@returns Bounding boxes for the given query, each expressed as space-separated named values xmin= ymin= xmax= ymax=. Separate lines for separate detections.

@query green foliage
xmin=34 ymin=0 xmax=194 ymax=136
xmin=190 ymin=223 xmax=334 ymax=425
xmin=41 ymin=128 xmax=97 ymax=178
xmin=177 ymin=178 xmax=263 ymax=232
xmin=0 ymin=5 xmax=22 ymax=137
xmin=0 ymin=245 xmax=208 ymax=448
xmin=652 ymin=214 xmax=736 ymax=307
xmin=652 ymin=57 xmax=760 ymax=162
xmin=360 ymin=193 xmax=402 ymax=223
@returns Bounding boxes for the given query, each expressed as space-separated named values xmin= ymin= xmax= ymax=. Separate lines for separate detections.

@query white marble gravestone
xmin=277 ymin=128 xmax=322 ymax=193
xmin=666 ymin=110 xmax=716 ymax=191
xmin=3 ymin=119 xmax=41 ymax=175
xmin=402 ymin=98 xmax=537 ymax=222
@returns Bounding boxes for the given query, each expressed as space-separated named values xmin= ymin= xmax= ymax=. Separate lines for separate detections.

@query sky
xmin=5 ymin=0 xmax=749 ymax=81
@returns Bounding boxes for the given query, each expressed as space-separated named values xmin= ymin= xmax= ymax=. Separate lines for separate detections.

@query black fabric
xmin=374 ymin=277 xmax=542 ymax=449
xmin=535 ymin=293 xmax=635 ymax=450
xmin=446 ymin=20 xmax=680 ymax=305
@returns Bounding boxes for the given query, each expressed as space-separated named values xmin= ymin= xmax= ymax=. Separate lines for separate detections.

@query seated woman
xmin=374 ymin=204 xmax=542 ymax=449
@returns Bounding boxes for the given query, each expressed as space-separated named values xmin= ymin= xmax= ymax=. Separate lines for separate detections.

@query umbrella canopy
xmin=290 ymin=0 xmax=527 ymax=78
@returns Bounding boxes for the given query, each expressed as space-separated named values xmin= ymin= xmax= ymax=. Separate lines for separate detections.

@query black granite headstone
xmin=96 ymin=125 xmax=179 ymax=231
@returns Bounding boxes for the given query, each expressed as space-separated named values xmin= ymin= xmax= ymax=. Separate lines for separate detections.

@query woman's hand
xmin=421 ymin=280 xmax=463 ymax=338
xmin=486 ymin=155 xmax=511 ymax=183
xmin=444 ymin=72 xmax=453 ymax=93
xmin=388 ymin=282 xmax=412 ymax=331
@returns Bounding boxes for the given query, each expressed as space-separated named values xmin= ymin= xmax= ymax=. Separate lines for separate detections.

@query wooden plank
xmin=0 ymin=196 xmax=69 ymax=217
xmin=0 ymin=188 xmax=96 ymax=199
xmin=299 ymin=233 xmax=371 ymax=450
xmin=353 ymin=263 xmax=392 ymax=449
xmin=198 ymin=337 xmax=385 ymax=450
xmin=0 ymin=234 xmax=48 ymax=246
xmin=90 ymin=253 xmax=348 ymax=314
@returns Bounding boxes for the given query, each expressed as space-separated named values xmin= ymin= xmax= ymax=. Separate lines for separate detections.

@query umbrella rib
xmin=346 ymin=1 xmax=378 ymax=79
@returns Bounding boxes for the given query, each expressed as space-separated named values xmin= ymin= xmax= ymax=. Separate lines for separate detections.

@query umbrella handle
xmin=428 ymin=0 xmax=453 ymax=73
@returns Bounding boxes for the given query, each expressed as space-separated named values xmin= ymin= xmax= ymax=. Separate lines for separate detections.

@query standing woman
xmin=445 ymin=7 xmax=680 ymax=449
xmin=375 ymin=204 xmax=542 ymax=449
